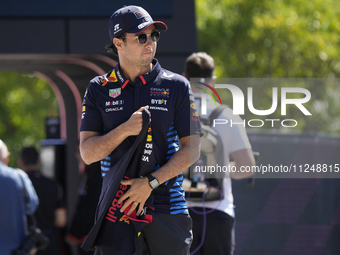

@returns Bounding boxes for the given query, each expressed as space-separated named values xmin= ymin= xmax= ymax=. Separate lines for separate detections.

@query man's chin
xmin=140 ymin=57 xmax=154 ymax=67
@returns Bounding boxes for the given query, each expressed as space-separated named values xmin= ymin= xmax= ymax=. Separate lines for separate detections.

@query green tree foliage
xmin=196 ymin=0 xmax=340 ymax=133
xmin=0 ymin=72 xmax=58 ymax=166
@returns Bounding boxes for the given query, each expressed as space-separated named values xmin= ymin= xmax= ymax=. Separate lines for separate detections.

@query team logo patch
xmin=109 ymin=88 xmax=121 ymax=98
xmin=101 ymin=71 xmax=118 ymax=86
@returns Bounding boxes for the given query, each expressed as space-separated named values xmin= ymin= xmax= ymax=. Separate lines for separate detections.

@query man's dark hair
xmin=105 ymin=34 xmax=126 ymax=56
xmin=20 ymin=146 xmax=39 ymax=166
xmin=184 ymin=52 xmax=215 ymax=80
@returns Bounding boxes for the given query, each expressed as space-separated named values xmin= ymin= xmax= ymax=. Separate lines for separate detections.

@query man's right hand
xmin=123 ymin=106 xmax=149 ymax=136
xmin=80 ymin=105 xmax=149 ymax=165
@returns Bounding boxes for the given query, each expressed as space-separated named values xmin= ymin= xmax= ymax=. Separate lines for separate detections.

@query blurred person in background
xmin=0 ymin=139 xmax=39 ymax=255
xmin=184 ymin=52 xmax=256 ymax=255
xmin=18 ymin=146 xmax=67 ymax=255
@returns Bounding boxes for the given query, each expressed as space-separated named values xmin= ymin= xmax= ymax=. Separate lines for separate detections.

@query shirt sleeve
xmin=174 ymin=80 xmax=202 ymax=139
xmin=80 ymin=83 xmax=104 ymax=133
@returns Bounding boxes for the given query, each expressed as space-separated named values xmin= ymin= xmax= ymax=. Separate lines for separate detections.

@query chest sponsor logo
xmin=150 ymin=99 xmax=168 ymax=111
xmin=151 ymin=99 xmax=167 ymax=105
xmin=109 ymin=88 xmax=121 ymax=98
xmin=105 ymin=107 xmax=123 ymax=112
xmin=106 ymin=100 xmax=124 ymax=106
xmin=150 ymin=87 xmax=170 ymax=97
xmin=149 ymin=106 xmax=168 ymax=112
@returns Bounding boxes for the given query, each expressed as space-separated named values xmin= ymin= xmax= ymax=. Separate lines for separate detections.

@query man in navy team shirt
xmin=79 ymin=5 xmax=201 ymax=255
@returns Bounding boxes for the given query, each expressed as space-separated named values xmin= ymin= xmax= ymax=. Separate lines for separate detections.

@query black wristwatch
xmin=146 ymin=174 xmax=160 ymax=189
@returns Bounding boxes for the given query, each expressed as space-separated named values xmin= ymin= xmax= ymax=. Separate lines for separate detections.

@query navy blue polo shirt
xmin=80 ymin=59 xmax=202 ymax=215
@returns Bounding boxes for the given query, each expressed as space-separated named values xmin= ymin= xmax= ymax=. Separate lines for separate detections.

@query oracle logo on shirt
xmin=150 ymin=87 xmax=170 ymax=97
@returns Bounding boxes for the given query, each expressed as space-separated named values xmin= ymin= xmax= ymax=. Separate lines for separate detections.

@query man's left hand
xmin=118 ymin=177 xmax=152 ymax=216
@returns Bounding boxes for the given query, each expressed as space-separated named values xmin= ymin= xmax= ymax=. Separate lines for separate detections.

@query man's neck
xmin=119 ymin=60 xmax=153 ymax=83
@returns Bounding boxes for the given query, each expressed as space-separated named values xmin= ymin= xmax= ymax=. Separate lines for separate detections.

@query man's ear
xmin=113 ymin=38 xmax=123 ymax=51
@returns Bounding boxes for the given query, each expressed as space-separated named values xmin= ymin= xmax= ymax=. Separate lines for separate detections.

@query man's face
xmin=120 ymin=25 xmax=157 ymax=68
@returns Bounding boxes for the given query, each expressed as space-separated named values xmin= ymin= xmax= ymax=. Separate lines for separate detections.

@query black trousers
xmin=189 ymin=207 xmax=235 ymax=255
xmin=94 ymin=212 xmax=193 ymax=255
